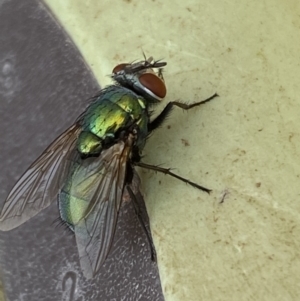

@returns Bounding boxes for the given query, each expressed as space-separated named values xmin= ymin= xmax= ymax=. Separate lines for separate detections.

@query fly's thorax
xmin=77 ymin=86 xmax=149 ymax=156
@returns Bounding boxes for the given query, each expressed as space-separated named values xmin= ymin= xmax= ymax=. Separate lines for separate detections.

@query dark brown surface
xmin=0 ymin=1 xmax=164 ymax=300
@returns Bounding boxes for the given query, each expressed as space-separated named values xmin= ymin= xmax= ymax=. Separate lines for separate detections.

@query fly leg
xmin=145 ymin=93 xmax=218 ymax=192
xmin=135 ymin=162 xmax=211 ymax=194
xmin=148 ymin=93 xmax=218 ymax=132
xmin=126 ymin=185 xmax=157 ymax=263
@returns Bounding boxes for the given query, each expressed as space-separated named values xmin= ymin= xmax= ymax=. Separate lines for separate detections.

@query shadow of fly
xmin=0 ymin=56 xmax=218 ymax=279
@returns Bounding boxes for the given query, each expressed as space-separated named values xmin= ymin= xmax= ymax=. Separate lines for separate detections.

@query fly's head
xmin=112 ymin=56 xmax=167 ymax=103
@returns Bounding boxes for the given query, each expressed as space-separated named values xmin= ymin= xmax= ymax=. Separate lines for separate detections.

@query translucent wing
xmin=61 ymin=141 xmax=130 ymax=279
xmin=0 ymin=123 xmax=81 ymax=230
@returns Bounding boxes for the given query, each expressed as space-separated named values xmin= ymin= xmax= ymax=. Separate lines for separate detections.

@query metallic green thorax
xmin=60 ymin=85 xmax=150 ymax=229
xmin=77 ymin=85 xmax=149 ymax=156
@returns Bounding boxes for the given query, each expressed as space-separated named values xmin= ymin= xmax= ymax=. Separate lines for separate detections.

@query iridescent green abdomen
xmin=77 ymin=85 xmax=149 ymax=156
xmin=59 ymin=159 xmax=90 ymax=229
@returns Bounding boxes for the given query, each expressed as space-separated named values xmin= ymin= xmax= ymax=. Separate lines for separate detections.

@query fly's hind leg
xmin=126 ymin=185 xmax=157 ymax=263
xmin=148 ymin=93 xmax=218 ymax=133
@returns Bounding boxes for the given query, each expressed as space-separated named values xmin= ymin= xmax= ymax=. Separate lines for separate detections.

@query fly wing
xmin=66 ymin=141 xmax=130 ymax=279
xmin=0 ymin=123 xmax=81 ymax=230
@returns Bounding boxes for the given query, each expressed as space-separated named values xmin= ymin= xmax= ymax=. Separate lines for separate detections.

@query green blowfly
xmin=0 ymin=56 xmax=218 ymax=279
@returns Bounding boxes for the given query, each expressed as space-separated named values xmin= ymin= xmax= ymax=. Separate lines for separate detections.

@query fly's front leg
xmin=148 ymin=93 xmax=218 ymax=133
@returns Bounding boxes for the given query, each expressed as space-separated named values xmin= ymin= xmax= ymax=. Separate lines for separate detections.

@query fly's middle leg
xmin=135 ymin=162 xmax=211 ymax=193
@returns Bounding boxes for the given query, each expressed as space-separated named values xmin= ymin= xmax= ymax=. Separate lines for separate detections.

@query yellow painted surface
xmin=44 ymin=0 xmax=300 ymax=300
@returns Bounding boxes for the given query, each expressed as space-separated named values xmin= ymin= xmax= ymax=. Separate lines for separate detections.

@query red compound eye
xmin=139 ymin=73 xmax=167 ymax=99
xmin=112 ymin=63 xmax=129 ymax=74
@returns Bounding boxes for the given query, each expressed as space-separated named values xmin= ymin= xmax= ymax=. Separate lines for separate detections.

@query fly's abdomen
xmin=59 ymin=159 xmax=100 ymax=230
xmin=77 ymin=86 xmax=148 ymax=156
